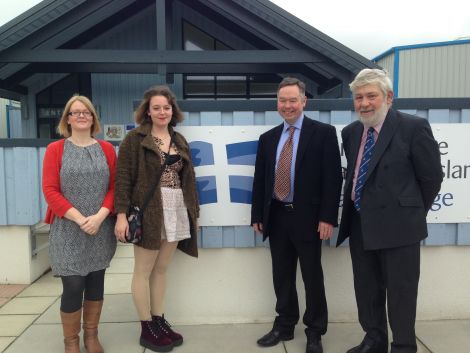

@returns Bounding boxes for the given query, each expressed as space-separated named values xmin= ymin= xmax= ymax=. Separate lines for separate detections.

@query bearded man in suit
xmin=338 ymin=69 xmax=443 ymax=353
xmin=251 ymin=77 xmax=343 ymax=353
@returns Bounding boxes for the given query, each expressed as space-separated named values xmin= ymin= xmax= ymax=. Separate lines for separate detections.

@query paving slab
xmin=104 ymin=273 xmax=133 ymax=294
xmin=108 ymin=257 xmax=134 ymax=274
xmin=284 ymin=322 xmax=364 ymax=353
xmin=0 ymin=296 xmax=58 ymax=315
xmin=3 ymin=322 xmax=144 ymax=353
xmin=0 ymin=285 xmax=28 ymax=299
xmin=416 ymin=319 xmax=470 ymax=353
xmin=16 ymin=273 xmax=62 ymax=297
xmin=169 ymin=323 xmax=284 ymax=353
xmin=0 ymin=337 xmax=15 ymax=353
xmin=37 ymin=293 xmax=138 ymax=324
xmin=0 ymin=315 xmax=37 ymax=336
xmin=115 ymin=243 xmax=134 ymax=258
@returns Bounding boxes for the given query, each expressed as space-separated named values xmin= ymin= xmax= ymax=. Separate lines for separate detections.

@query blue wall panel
xmin=0 ymin=148 xmax=7 ymax=224
xmin=222 ymin=226 xmax=235 ymax=247
xmin=425 ymin=224 xmax=457 ymax=245
xmin=200 ymin=112 xmax=222 ymax=125
xmin=264 ymin=111 xmax=282 ymax=125
xmin=201 ymin=226 xmax=223 ymax=248
xmin=330 ymin=110 xmax=353 ymax=125
xmin=428 ymin=109 xmax=450 ymax=123
xmin=461 ymin=109 xmax=470 ymax=123
xmin=233 ymin=111 xmax=254 ymax=125
xmin=1 ymin=108 xmax=468 ymax=247
xmin=235 ymin=226 xmax=255 ymax=248
xmin=457 ymin=224 xmax=470 ymax=245
xmin=39 ymin=147 xmax=47 ymax=220
xmin=13 ymin=148 xmax=41 ymax=225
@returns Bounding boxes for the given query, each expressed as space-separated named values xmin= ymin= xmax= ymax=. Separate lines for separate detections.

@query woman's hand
xmin=80 ymin=207 xmax=110 ymax=236
xmin=80 ymin=214 xmax=104 ymax=235
xmin=115 ymin=213 xmax=129 ymax=243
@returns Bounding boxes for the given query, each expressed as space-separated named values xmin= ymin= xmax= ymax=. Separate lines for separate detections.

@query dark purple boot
xmin=140 ymin=320 xmax=173 ymax=352
xmin=152 ymin=314 xmax=183 ymax=346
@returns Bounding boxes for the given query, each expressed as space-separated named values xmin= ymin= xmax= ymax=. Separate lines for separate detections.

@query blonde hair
xmin=134 ymin=86 xmax=184 ymax=126
xmin=57 ymin=95 xmax=101 ymax=137
xmin=349 ymin=69 xmax=393 ymax=97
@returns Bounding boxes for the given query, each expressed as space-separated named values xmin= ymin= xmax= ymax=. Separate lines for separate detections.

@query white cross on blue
xmin=354 ymin=127 xmax=376 ymax=211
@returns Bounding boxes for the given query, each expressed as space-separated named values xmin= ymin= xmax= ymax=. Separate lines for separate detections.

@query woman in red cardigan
xmin=42 ymin=95 xmax=117 ymax=353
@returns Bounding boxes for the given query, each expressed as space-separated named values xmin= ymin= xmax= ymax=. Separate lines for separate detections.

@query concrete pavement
xmin=0 ymin=243 xmax=468 ymax=353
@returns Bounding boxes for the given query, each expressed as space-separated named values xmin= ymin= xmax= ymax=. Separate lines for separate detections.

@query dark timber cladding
xmin=0 ymin=0 xmax=378 ymax=99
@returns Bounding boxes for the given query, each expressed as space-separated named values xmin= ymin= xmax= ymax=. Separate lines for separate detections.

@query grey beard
xmin=358 ymin=103 xmax=390 ymax=127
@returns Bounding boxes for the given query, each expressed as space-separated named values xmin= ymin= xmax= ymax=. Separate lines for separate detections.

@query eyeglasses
xmin=69 ymin=111 xmax=92 ymax=118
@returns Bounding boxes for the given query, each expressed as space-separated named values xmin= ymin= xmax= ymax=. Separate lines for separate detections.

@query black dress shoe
xmin=257 ymin=329 xmax=294 ymax=347
xmin=306 ymin=337 xmax=323 ymax=353
xmin=346 ymin=340 xmax=387 ymax=353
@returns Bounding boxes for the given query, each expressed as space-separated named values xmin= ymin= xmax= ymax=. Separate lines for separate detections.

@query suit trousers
xmin=350 ymin=208 xmax=420 ymax=353
xmin=268 ymin=200 xmax=327 ymax=337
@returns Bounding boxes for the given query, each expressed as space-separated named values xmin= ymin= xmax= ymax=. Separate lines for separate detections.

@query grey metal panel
xmin=0 ymin=148 xmax=6 ymax=224
xmin=457 ymin=224 xmax=470 ymax=245
xmin=376 ymin=52 xmax=394 ymax=81
xmin=398 ymin=44 xmax=470 ymax=98
xmin=425 ymin=224 xmax=457 ymax=246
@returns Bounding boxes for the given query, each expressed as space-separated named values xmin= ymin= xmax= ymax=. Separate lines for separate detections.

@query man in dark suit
xmin=251 ymin=77 xmax=342 ymax=353
xmin=338 ymin=69 xmax=443 ymax=353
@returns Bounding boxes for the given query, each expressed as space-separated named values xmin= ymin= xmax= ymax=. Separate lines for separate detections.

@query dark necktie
xmin=354 ymin=127 xmax=376 ymax=211
xmin=274 ymin=126 xmax=295 ymax=201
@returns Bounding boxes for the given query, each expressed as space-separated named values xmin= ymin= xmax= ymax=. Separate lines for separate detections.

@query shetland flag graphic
xmin=177 ymin=126 xmax=271 ymax=226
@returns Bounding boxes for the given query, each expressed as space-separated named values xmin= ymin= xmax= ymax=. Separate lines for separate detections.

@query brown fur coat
xmin=114 ymin=123 xmax=199 ymax=257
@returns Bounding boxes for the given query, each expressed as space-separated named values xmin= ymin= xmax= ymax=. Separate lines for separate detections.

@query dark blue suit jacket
xmin=337 ymin=108 xmax=443 ymax=249
xmin=251 ymin=116 xmax=343 ymax=241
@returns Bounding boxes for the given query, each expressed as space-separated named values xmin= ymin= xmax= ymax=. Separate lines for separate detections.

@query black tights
xmin=60 ymin=269 xmax=105 ymax=313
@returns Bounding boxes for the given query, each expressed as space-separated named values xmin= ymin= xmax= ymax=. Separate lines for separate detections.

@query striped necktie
xmin=354 ymin=127 xmax=376 ymax=211
xmin=274 ymin=126 xmax=295 ymax=201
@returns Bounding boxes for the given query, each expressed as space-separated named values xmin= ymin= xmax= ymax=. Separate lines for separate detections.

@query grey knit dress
xmin=49 ymin=140 xmax=117 ymax=276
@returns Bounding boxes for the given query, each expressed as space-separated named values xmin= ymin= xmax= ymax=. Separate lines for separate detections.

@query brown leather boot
xmin=60 ymin=309 xmax=82 ymax=353
xmin=82 ymin=300 xmax=104 ymax=353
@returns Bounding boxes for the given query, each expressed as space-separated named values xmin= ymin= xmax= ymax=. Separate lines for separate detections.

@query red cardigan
xmin=42 ymin=139 xmax=117 ymax=224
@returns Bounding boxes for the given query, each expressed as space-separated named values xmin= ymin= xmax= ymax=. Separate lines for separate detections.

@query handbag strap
xmin=140 ymin=132 xmax=175 ymax=213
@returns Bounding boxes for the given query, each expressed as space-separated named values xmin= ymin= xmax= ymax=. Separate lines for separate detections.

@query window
xmin=183 ymin=22 xmax=280 ymax=99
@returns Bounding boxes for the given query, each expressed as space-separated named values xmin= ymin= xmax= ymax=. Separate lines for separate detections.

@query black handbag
xmin=125 ymin=133 xmax=175 ymax=244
